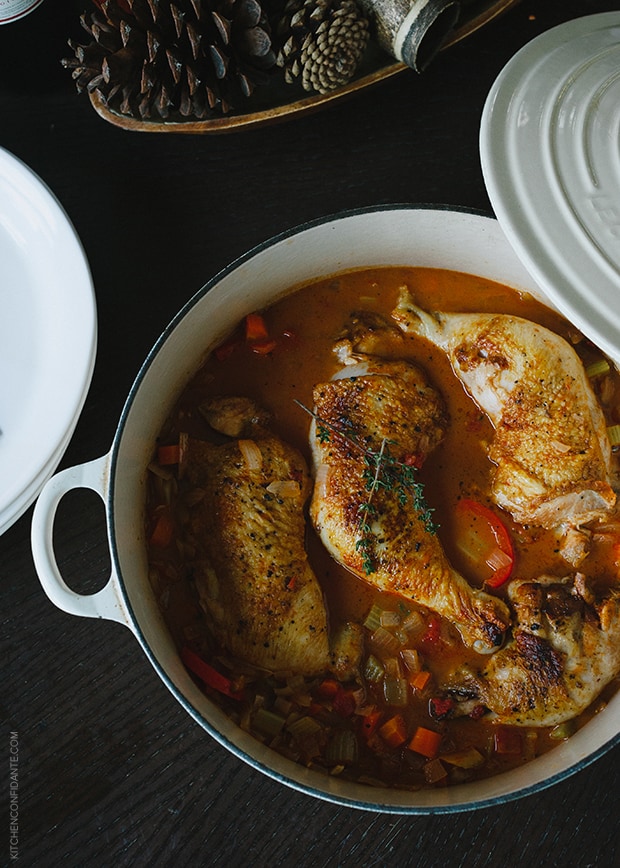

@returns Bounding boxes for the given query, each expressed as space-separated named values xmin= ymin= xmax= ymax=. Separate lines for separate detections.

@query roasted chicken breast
xmin=443 ymin=573 xmax=620 ymax=726
xmin=179 ymin=397 xmax=330 ymax=676
xmin=309 ymin=348 xmax=510 ymax=651
xmin=393 ymin=290 xmax=616 ymax=531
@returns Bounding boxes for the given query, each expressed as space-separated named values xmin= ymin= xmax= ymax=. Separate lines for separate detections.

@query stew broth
xmin=146 ymin=267 xmax=620 ymax=790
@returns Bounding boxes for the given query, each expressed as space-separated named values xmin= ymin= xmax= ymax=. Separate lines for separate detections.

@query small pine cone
xmin=62 ymin=0 xmax=276 ymax=121
xmin=274 ymin=0 xmax=369 ymax=94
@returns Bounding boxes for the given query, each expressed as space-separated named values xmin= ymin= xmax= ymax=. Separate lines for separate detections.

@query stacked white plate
xmin=0 ymin=147 xmax=96 ymax=535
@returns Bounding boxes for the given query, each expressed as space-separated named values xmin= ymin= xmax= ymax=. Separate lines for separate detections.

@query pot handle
xmin=31 ymin=455 xmax=131 ymax=627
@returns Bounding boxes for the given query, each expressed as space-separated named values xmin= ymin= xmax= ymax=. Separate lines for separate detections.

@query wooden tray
xmin=89 ymin=0 xmax=520 ymax=134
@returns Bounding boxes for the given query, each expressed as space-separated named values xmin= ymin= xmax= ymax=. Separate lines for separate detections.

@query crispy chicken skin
xmin=393 ymin=290 xmax=616 ymax=531
xmin=180 ymin=399 xmax=330 ymax=676
xmin=309 ymin=348 xmax=510 ymax=651
xmin=444 ymin=574 xmax=620 ymax=726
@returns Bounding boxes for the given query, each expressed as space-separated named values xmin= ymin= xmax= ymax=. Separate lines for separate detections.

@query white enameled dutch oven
xmin=31 ymin=203 xmax=620 ymax=814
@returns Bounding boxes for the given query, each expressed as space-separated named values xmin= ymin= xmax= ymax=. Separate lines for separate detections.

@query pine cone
xmin=62 ymin=0 xmax=277 ymax=120
xmin=274 ymin=0 xmax=369 ymax=94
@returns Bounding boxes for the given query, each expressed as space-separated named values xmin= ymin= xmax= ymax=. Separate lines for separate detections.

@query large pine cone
xmin=62 ymin=0 xmax=276 ymax=120
xmin=274 ymin=0 xmax=369 ymax=94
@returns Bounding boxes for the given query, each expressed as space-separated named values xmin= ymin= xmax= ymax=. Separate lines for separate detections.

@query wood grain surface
xmin=1 ymin=1 xmax=618 ymax=866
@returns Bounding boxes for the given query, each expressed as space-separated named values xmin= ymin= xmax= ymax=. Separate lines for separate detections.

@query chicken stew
xmin=146 ymin=267 xmax=620 ymax=790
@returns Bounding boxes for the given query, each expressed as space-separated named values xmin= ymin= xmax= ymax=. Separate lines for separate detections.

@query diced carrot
xmin=379 ymin=713 xmax=408 ymax=747
xmin=333 ymin=688 xmax=357 ymax=718
xmin=245 ymin=312 xmax=269 ymax=342
xmin=316 ymin=678 xmax=340 ymax=699
xmin=213 ymin=334 xmax=242 ymax=361
xmin=360 ymin=708 xmax=383 ymax=740
xmin=250 ymin=338 xmax=277 ymax=355
xmin=409 ymin=725 xmax=443 ymax=758
xmin=157 ymin=444 xmax=180 ymax=466
xmin=410 ymin=669 xmax=432 ymax=691
xmin=148 ymin=508 xmax=174 ymax=548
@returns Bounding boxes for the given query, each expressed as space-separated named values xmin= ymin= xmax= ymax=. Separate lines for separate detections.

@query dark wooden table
xmin=2 ymin=1 xmax=618 ymax=865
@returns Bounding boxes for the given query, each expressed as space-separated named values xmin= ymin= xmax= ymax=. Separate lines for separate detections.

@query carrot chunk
xmin=409 ymin=726 xmax=443 ymax=758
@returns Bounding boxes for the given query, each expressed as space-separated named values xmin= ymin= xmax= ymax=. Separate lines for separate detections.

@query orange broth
xmin=147 ymin=267 xmax=620 ymax=790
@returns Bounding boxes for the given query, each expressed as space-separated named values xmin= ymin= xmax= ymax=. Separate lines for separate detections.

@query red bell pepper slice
xmin=454 ymin=498 xmax=515 ymax=588
xmin=181 ymin=647 xmax=243 ymax=700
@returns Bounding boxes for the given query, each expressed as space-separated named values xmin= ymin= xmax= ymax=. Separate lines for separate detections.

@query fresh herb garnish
xmin=296 ymin=399 xmax=437 ymax=575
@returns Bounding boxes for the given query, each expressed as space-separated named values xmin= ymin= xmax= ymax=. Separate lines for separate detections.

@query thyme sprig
xmin=295 ymin=399 xmax=437 ymax=575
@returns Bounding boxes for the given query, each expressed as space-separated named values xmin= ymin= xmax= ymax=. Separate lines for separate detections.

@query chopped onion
xmin=266 ymin=479 xmax=300 ymax=498
xmin=238 ymin=438 xmax=263 ymax=470
xmin=147 ymin=461 xmax=174 ymax=481
xmin=401 ymin=610 xmax=426 ymax=640
xmin=380 ymin=609 xmax=401 ymax=628
xmin=485 ymin=547 xmax=513 ymax=572
xmin=370 ymin=626 xmax=400 ymax=656
xmin=400 ymin=648 xmax=422 ymax=673
xmin=550 ymin=439 xmax=571 ymax=453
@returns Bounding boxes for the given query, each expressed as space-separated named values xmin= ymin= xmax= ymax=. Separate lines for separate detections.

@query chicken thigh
xmin=179 ymin=397 xmax=330 ymax=676
xmin=393 ymin=290 xmax=616 ymax=531
xmin=309 ymin=346 xmax=510 ymax=651
xmin=443 ymin=573 xmax=620 ymax=726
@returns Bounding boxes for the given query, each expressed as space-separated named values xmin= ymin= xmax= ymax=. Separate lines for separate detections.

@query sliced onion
xmin=485 ymin=547 xmax=513 ymax=572
xmin=400 ymin=648 xmax=422 ymax=673
xmin=380 ymin=609 xmax=401 ymax=628
xmin=266 ymin=479 xmax=301 ymax=498
xmin=550 ymin=439 xmax=571 ymax=453
xmin=238 ymin=438 xmax=263 ymax=470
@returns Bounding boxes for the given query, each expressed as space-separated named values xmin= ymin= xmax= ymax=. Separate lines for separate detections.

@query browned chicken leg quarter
xmin=309 ymin=353 xmax=510 ymax=651
xmin=443 ymin=573 xmax=620 ymax=726
xmin=393 ymin=289 xmax=616 ymax=532
xmin=179 ymin=397 xmax=330 ymax=676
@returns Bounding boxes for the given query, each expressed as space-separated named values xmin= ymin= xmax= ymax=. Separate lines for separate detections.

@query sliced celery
xmin=253 ymin=708 xmax=286 ymax=737
xmin=364 ymin=653 xmax=385 ymax=683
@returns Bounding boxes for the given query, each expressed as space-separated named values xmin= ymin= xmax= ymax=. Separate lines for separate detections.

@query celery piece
xmin=363 ymin=603 xmax=384 ymax=632
xmin=326 ymin=730 xmax=359 ymax=765
xmin=253 ymin=708 xmax=286 ymax=737
xmin=439 ymin=747 xmax=484 ymax=769
xmin=549 ymin=720 xmax=576 ymax=740
xmin=363 ymin=654 xmax=385 ymax=683
xmin=586 ymin=358 xmax=610 ymax=378
xmin=383 ymin=677 xmax=408 ymax=707
xmin=286 ymin=716 xmax=322 ymax=739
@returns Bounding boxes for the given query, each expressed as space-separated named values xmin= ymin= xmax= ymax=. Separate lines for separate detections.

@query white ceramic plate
xmin=0 ymin=147 xmax=97 ymax=535
xmin=480 ymin=12 xmax=620 ymax=365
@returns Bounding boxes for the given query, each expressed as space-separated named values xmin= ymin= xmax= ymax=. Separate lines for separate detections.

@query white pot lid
xmin=480 ymin=12 xmax=620 ymax=363
xmin=0 ymin=148 xmax=97 ymax=535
